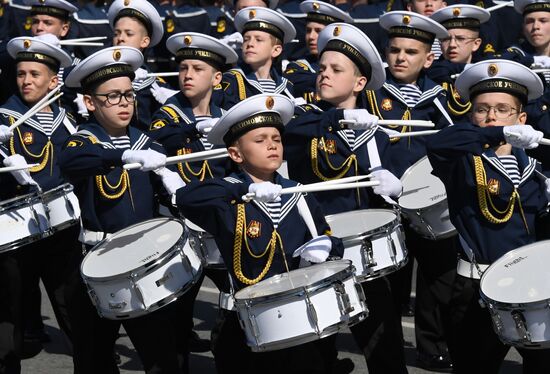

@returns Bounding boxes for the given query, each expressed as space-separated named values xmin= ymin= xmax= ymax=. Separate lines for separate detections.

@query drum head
xmin=82 ymin=218 xmax=184 ymax=278
xmin=235 ymin=260 xmax=350 ymax=299
xmin=325 ymin=209 xmax=396 ymax=239
xmin=481 ymin=241 xmax=550 ymax=304
xmin=399 ymin=156 xmax=447 ymax=210
xmin=185 ymin=219 xmax=204 ymax=233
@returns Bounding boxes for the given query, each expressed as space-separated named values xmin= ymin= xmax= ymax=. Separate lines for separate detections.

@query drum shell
xmin=42 ymin=183 xmax=81 ymax=232
xmin=234 ymin=261 xmax=368 ymax=352
xmin=187 ymin=224 xmax=225 ymax=269
xmin=400 ymin=205 xmax=456 ymax=240
xmin=0 ymin=192 xmax=50 ymax=253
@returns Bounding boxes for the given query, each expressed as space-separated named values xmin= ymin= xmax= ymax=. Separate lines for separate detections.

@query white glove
xmin=292 ymin=235 xmax=332 ymax=263
xmin=154 ymin=167 xmax=186 ymax=195
xmin=150 ymin=83 xmax=179 ymax=105
xmin=248 ymin=182 xmax=282 ymax=203
xmin=533 ymin=55 xmax=550 ymax=69
xmin=35 ymin=33 xmax=60 ymax=47
xmin=134 ymin=68 xmax=149 ymax=84
xmin=122 ymin=149 xmax=167 ymax=171
xmin=503 ymin=125 xmax=543 ymax=149
xmin=343 ymin=109 xmax=379 ymax=130
xmin=3 ymin=154 xmax=37 ymax=186
xmin=73 ymin=94 xmax=89 ymax=118
xmin=292 ymin=97 xmax=307 ymax=106
xmin=220 ymin=32 xmax=243 ymax=51
xmin=0 ymin=125 xmax=13 ymax=143
xmin=196 ymin=118 xmax=219 ymax=135
xmin=371 ymin=169 xmax=403 ymax=197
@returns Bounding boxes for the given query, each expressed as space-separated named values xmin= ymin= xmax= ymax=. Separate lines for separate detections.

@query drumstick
xmin=61 ymin=36 xmax=107 ymax=42
xmin=0 ymin=163 xmax=40 ymax=173
xmin=339 ymin=119 xmax=435 ymax=128
xmin=146 ymin=72 xmax=179 ymax=78
xmin=59 ymin=41 xmax=104 ymax=47
xmin=384 ymin=130 xmax=440 ymax=138
xmin=486 ymin=1 xmax=513 ymax=12
xmin=123 ymin=148 xmax=229 ymax=170
xmin=9 ymin=93 xmax=63 ymax=131
xmin=303 ymin=174 xmax=373 ymax=187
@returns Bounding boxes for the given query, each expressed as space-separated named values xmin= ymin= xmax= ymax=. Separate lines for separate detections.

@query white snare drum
xmin=186 ymin=219 xmax=225 ymax=269
xmin=398 ymin=156 xmax=456 ymax=240
xmin=325 ymin=209 xmax=407 ymax=281
xmin=481 ymin=241 xmax=550 ymax=349
xmin=81 ymin=218 xmax=202 ymax=320
xmin=43 ymin=183 xmax=80 ymax=232
xmin=0 ymin=192 xmax=50 ymax=253
xmin=234 ymin=260 xmax=367 ymax=352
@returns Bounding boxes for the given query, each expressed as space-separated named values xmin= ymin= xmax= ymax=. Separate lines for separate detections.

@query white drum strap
xmin=434 ymin=98 xmax=454 ymax=127
xmin=366 ymin=137 xmax=397 ymax=205
xmin=297 ymin=195 xmax=318 ymax=239
xmin=62 ymin=116 xmax=77 ymax=134
xmin=458 ymin=234 xmax=485 ymax=278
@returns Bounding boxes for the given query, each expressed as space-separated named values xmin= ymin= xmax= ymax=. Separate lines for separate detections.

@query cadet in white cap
xmin=60 ymin=46 xmax=184 ymax=374
xmin=173 ymin=93 xmax=344 ymax=374
xmin=234 ymin=0 xmax=279 ymax=13
xmin=24 ymin=0 xmax=77 ymax=37
xmin=427 ymin=59 xmax=550 ymax=374
xmin=212 ymin=7 xmax=297 ymax=110
xmin=284 ymin=0 xmax=354 ymax=103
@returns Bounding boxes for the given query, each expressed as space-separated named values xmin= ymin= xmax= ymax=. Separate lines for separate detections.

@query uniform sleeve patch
xmin=150 ymin=119 xmax=167 ymax=130
xmin=67 ymin=139 xmax=83 ymax=147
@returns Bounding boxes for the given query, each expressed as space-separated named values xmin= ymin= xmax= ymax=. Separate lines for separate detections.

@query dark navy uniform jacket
xmin=69 ymin=3 xmax=112 ymax=59
xmin=284 ymin=102 xmax=394 ymax=215
xmin=58 ymin=121 xmax=167 ymax=235
xmin=212 ymin=65 xmax=295 ymax=110
xmin=427 ymin=123 xmax=547 ymax=264
xmin=349 ymin=2 xmax=389 ymax=57
xmin=284 ymin=54 xmax=318 ymax=103
xmin=277 ymin=0 xmax=307 ymax=61
xmin=175 ymin=170 xmax=344 ymax=291
xmin=205 ymin=5 xmax=236 ymax=38
xmin=132 ymin=65 xmax=169 ymax=132
xmin=0 ymin=95 xmax=77 ymax=191
xmin=362 ymin=72 xmax=453 ymax=177
xmin=148 ymin=92 xmax=232 ymax=181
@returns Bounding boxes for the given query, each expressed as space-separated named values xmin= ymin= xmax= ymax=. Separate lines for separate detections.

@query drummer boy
xmin=427 ymin=59 xmax=550 ymax=373
xmin=173 ymin=93 xmax=344 ymax=374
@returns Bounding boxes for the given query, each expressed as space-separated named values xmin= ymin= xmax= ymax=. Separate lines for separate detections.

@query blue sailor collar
xmin=294 ymin=54 xmax=319 ymax=73
xmin=231 ymin=64 xmax=291 ymax=94
xmin=0 ymin=94 xmax=66 ymax=136
xmin=76 ymin=121 xmax=152 ymax=151
xmin=481 ymin=146 xmax=537 ymax=187
xmin=382 ymin=70 xmax=444 ymax=108
xmin=164 ymin=92 xmax=224 ymax=124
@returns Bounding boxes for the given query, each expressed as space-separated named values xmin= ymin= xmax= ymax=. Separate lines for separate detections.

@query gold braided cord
xmin=446 ymin=83 xmax=471 ymax=116
xmin=230 ymin=71 xmax=246 ymax=101
xmin=95 ymin=170 xmax=129 ymax=200
xmin=10 ymin=128 xmax=53 ymax=173
xmin=473 ymin=156 xmax=529 ymax=232
xmin=310 ymin=138 xmax=358 ymax=181
xmin=233 ymin=203 xmax=281 ymax=285
xmin=175 ymin=149 xmax=213 ymax=182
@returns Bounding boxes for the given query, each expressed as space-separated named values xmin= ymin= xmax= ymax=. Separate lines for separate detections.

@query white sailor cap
xmin=166 ymin=32 xmax=238 ymax=68
xmin=317 ymin=23 xmax=386 ymax=90
xmin=234 ymin=7 xmax=297 ymax=44
xmin=108 ymin=0 xmax=164 ymax=47
xmin=455 ymin=59 xmax=543 ymax=102
xmin=208 ymin=94 xmax=294 ymax=146
xmin=65 ymin=46 xmax=143 ymax=89
xmin=23 ymin=0 xmax=78 ymax=18
xmin=431 ymin=5 xmax=490 ymax=30
xmin=380 ymin=11 xmax=449 ymax=44
xmin=514 ymin=0 xmax=550 ymax=14
xmin=299 ymin=0 xmax=354 ymax=24
xmin=7 ymin=35 xmax=72 ymax=71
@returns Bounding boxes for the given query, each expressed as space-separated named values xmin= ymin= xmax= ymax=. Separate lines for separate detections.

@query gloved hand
xmin=533 ymin=55 xmax=550 ymax=69
xmin=220 ymin=32 xmax=243 ymax=51
xmin=35 ymin=33 xmax=60 ymax=47
xmin=155 ymin=167 xmax=186 ymax=195
xmin=292 ymin=97 xmax=307 ymax=106
xmin=150 ymin=83 xmax=179 ymax=104
xmin=73 ymin=94 xmax=89 ymax=118
xmin=503 ymin=125 xmax=543 ymax=149
xmin=0 ymin=125 xmax=13 ymax=143
xmin=196 ymin=118 xmax=219 ymax=135
xmin=292 ymin=235 xmax=332 ymax=263
xmin=3 ymin=154 xmax=37 ymax=186
xmin=343 ymin=109 xmax=379 ymax=130
xmin=134 ymin=67 xmax=149 ymax=84
xmin=371 ymin=169 xmax=403 ymax=197
xmin=122 ymin=149 xmax=167 ymax=171
xmin=248 ymin=182 xmax=282 ymax=203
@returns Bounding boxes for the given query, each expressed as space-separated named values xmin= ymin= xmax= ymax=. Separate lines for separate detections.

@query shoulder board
xmin=161 ymin=106 xmax=180 ymax=123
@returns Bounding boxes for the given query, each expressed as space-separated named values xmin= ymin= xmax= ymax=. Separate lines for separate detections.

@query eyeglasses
xmin=472 ymin=104 xmax=521 ymax=120
xmin=94 ymin=90 xmax=136 ymax=105
xmin=439 ymin=35 xmax=478 ymax=45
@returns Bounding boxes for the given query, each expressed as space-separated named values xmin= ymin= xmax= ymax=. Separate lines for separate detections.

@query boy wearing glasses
xmin=59 ymin=46 xmax=184 ymax=374
xmin=427 ymin=59 xmax=550 ymax=374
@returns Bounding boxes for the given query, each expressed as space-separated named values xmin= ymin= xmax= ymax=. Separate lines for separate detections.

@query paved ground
xmin=22 ymin=273 xmax=522 ymax=373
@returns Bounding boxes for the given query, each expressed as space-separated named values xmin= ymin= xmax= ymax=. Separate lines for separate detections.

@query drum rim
xmin=81 ymin=218 xmax=189 ymax=280
xmin=398 ymin=156 xmax=447 ymax=210
xmin=325 ymin=209 xmax=399 ymax=242
xmin=0 ymin=192 xmax=44 ymax=210
xmin=355 ymin=254 xmax=409 ymax=282
xmin=234 ymin=259 xmax=355 ymax=302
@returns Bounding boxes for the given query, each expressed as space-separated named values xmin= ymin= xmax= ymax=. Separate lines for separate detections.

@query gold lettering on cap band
xmin=223 ymin=113 xmax=284 ymax=144
xmin=470 ymin=79 xmax=528 ymax=99
xmin=389 ymin=26 xmax=435 ymax=44
xmin=16 ymin=51 xmax=60 ymax=71
xmin=82 ymin=64 xmax=135 ymax=88
xmin=523 ymin=2 xmax=550 ymax=14
xmin=175 ymin=48 xmax=225 ymax=68
xmin=306 ymin=12 xmax=341 ymax=25
xmin=243 ymin=21 xmax=284 ymax=41
xmin=442 ymin=18 xmax=481 ymax=30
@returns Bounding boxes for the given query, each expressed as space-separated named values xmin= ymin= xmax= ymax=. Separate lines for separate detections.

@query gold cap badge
xmin=249 ymin=9 xmax=256 ymax=19
xmin=333 ymin=26 xmax=341 ymax=36
xmin=113 ymin=49 xmax=122 ymax=61
xmin=39 ymin=0 xmax=45 ymax=4
xmin=488 ymin=63 xmax=498 ymax=77
xmin=23 ymin=39 xmax=31 ymax=49
xmin=402 ymin=15 xmax=411 ymax=25
xmin=265 ymin=96 xmax=274 ymax=110
xmin=312 ymin=2 xmax=320 ymax=10
xmin=453 ymin=7 xmax=461 ymax=16
xmin=184 ymin=35 xmax=192 ymax=46
xmin=124 ymin=0 xmax=130 ymax=5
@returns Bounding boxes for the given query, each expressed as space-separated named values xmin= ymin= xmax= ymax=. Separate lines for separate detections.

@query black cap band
xmin=176 ymin=48 xmax=225 ymax=70
xmin=441 ymin=18 xmax=481 ymax=30
xmin=321 ymin=39 xmax=372 ymax=81
xmin=81 ymin=64 xmax=135 ymax=90
xmin=243 ymin=21 xmax=284 ymax=42
xmin=31 ymin=5 xmax=69 ymax=19
xmin=523 ymin=2 xmax=550 ymax=14
xmin=115 ymin=8 xmax=153 ymax=37
xmin=306 ymin=12 xmax=342 ymax=25
xmin=16 ymin=51 xmax=60 ymax=72
xmin=389 ymin=26 xmax=435 ymax=44
xmin=470 ymin=78 xmax=528 ymax=102
xmin=223 ymin=113 xmax=284 ymax=146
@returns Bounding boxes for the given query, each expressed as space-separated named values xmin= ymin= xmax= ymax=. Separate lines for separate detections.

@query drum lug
xmin=415 ymin=210 xmax=436 ymax=240
xmin=305 ymin=292 xmax=320 ymax=335
xmin=334 ymin=281 xmax=354 ymax=316
xmin=360 ymin=239 xmax=377 ymax=268
xmin=189 ymin=232 xmax=207 ymax=266
xmin=354 ymin=281 xmax=369 ymax=316
xmin=486 ymin=302 xmax=503 ymax=334
xmin=108 ymin=301 xmax=128 ymax=310
xmin=179 ymin=251 xmax=194 ymax=275
xmin=511 ymin=310 xmax=532 ymax=343
xmin=62 ymin=190 xmax=77 ymax=221
xmin=247 ymin=307 xmax=261 ymax=346
xmin=130 ymin=274 xmax=147 ymax=310
xmin=386 ymin=230 xmax=398 ymax=266
xmin=29 ymin=197 xmax=48 ymax=234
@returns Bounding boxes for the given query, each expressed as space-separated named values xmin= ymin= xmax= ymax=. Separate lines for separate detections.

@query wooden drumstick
xmin=384 ymin=130 xmax=440 ymax=138
xmin=123 ymin=148 xmax=229 ymax=170
xmin=9 ymin=92 xmax=63 ymax=131
xmin=339 ymin=119 xmax=435 ymax=128
xmin=146 ymin=72 xmax=179 ymax=78
xmin=0 ymin=163 xmax=40 ymax=173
